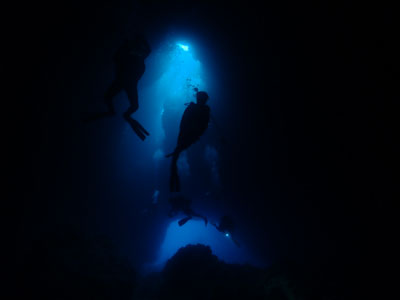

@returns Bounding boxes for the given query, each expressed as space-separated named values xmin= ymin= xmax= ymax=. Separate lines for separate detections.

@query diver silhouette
xmin=166 ymin=89 xmax=211 ymax=192
xmin=83 ymin=34 xmax=151 ymax=141
xmin=212 ymin=215 xmax=240 ymax=247
xmin=168 ymin=193 xmax=208 ymax=227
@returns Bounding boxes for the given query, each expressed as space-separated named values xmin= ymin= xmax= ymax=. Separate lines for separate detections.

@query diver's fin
xmin=132 ymin=124 xmax=146 ymax=141
xmin=127 ymin=119 xmax=146 ymax=141
xmin=178 ymin=216 xmax=192 ymax=226
xmin=133 ymin=120 xmax=150 ymax=136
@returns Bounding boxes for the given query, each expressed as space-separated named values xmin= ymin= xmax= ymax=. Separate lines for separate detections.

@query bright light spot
xmin=140 ymin=39 xmax=206 ymax=146
xmin=177 ymin=43 xmax=189 ymax=51
xmin=225 ymin=233 xmax=230 ymax=237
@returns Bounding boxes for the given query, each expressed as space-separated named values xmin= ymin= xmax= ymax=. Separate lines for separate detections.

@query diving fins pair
xmin=127 ymin=118 xmax=150 ymax=141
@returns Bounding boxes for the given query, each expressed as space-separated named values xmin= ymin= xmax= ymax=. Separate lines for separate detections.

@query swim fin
xmin=134 ymin=120 xmax=150 ymax=136
xmin=127 ymin=118 xmax=150 ymax=141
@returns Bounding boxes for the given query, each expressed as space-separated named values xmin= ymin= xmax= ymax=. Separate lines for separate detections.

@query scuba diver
xmin=168 ymin=193 xmax=208 ymax=227
xmin=166 ymin=88 xmax=211 ymax=192
xmin=83 ymin=34 xmax=151 ymax=141
xmin=212 ymin=215 xmax=240 ymax=247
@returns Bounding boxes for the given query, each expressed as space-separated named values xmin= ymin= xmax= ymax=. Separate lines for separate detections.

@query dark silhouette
xmin=168 ymin=193 xmax=208 ymax=226
xmin=136 ymin=244 xmax=267 ymax=300
xmin=83 ymin=34 xmax=151 ymax=140
xmin=166 ymin=89 xmax=211 ymax=192
xmin=212 ymin=215 xmax=240 ymax=247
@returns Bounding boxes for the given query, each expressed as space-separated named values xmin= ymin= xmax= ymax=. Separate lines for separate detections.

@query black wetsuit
xmin=105 ymin=42 xmax=147 ymax=116
xmin=169 ymin=102 xmax=210 ymax=192
xmin=176 ymin=102 xmax=210 ymax=152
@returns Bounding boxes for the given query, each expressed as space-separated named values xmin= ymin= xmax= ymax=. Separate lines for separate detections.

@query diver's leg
xmin=170 ymin=151 xmax=181 ymax=192
xmin=123 ymin=84 xmax=150 ymax=140
xmin=82 ymin=81 xmax=121 ymax=122
xmin=165 ymin=139 xmax=186 ymax=157
xmin=105 ymin=80 xmax=123 ymax=114
xmin=123 ymin=84 xmax=139 ymax=121
xmin=173 ymin=152 xmax=181 ymax=192
xmin=169 ymin=153 xmax=178 ymax=192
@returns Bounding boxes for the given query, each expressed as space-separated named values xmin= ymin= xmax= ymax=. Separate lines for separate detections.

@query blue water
xmin=98 ymin=34 xmax=263 ymax=273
